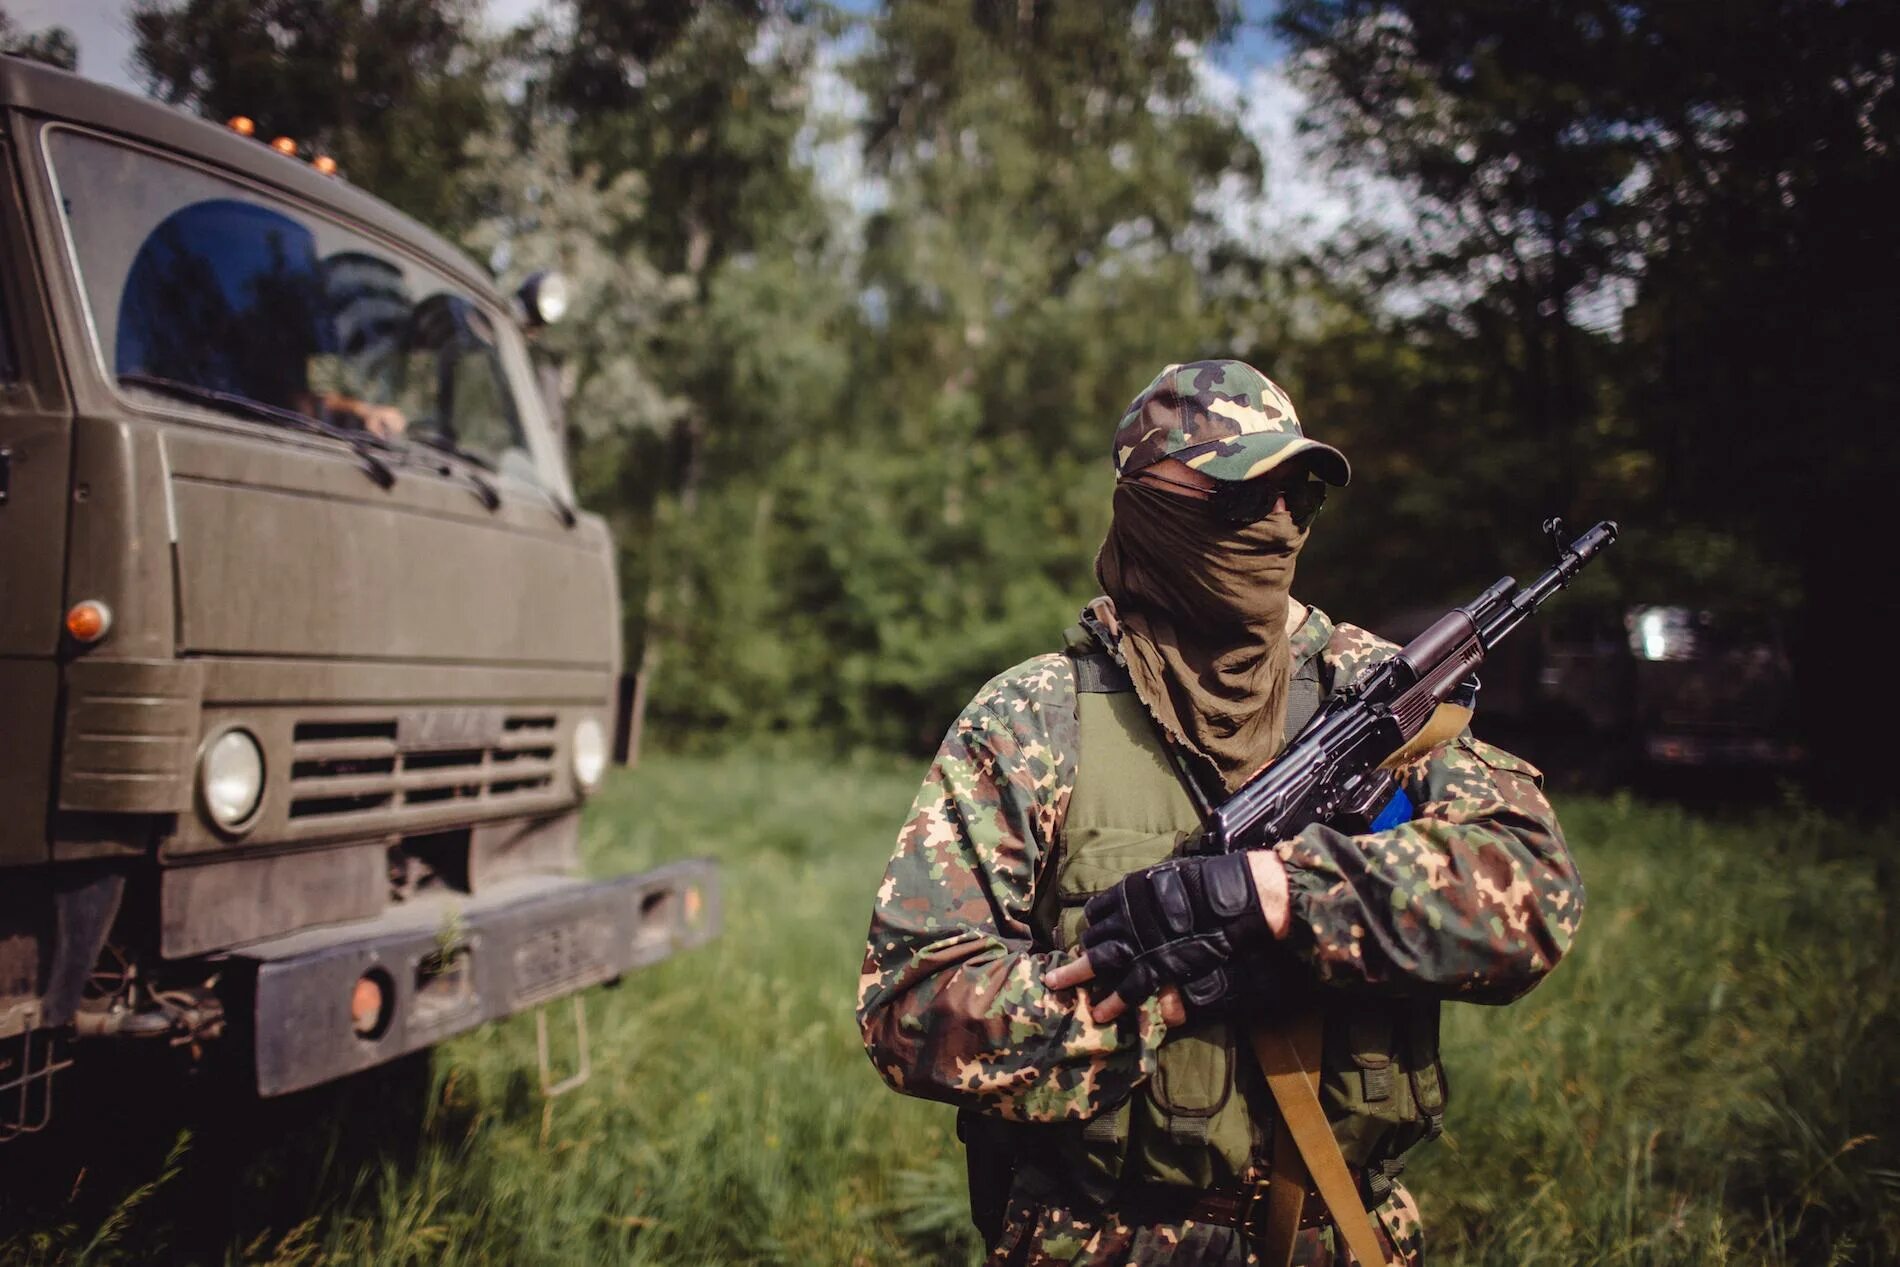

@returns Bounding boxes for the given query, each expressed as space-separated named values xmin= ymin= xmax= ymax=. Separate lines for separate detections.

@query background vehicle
xmin=1376 ymin=600 xmax=1799 ymax=787
xmin=0 ymin=58 xmax=716 ymax=1136
xmin=1620 ymin=605 xmax=1800 ymax=769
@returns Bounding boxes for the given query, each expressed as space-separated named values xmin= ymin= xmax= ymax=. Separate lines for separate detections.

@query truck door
xmin=0 ymin=136 xmax=71 ymax=866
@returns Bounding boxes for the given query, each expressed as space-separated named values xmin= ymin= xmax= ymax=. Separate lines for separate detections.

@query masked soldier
xmin=857 ymin=359 xmax=1582 ymax=1265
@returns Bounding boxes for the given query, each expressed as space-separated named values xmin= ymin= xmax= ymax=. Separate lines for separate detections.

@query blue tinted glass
xmin=116 ymin=199 xmax=334 ymax=411
xmin=52 ymin=129 xmax=538 ymax=479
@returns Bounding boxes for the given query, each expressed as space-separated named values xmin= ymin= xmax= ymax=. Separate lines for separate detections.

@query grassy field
xmin=3 ymin=753 xmax=1896 ymax=1265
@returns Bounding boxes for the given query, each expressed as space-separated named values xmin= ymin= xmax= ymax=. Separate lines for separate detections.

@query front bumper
xmin=230 ymin=859 xmax=719 ymax=1096
xmin=1642 ymin=733 xmax=1802 ymax=767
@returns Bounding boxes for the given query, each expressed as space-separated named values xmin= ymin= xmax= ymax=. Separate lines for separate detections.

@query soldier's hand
xmin=1043 ymin=954 xmax=1187 ymax=1025
xmin=1042 ymin=853 xmax=1274 ymax=1023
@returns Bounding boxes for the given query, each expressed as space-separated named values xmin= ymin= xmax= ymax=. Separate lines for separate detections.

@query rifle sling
xmin=1377 ymin=702 xmax=1472 ymax=772
xmin=1252 ymin=1014 xmax=1389 ymax=1267
xmin=1253 ymin=690 xmax=1458 ymax=1263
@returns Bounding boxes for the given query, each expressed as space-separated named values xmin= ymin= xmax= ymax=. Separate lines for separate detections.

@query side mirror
xmin=515 ymin=270 xmax=569 ymax=327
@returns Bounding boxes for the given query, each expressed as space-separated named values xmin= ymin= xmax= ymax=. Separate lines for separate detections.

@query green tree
xmin=501 ymin=3 xmax=851 ymax=744
xmin=526 ymin=2 xmax=839 ymax=485
xmin=853 ymin=0 xmax=1260 ymax=457
xmin=1279 ymin=0 xmax=1900 ymax=792
xmin=1611 ymin=0 xmax=1900 ymax=795
xmin=130 ymin=0 xmax=494 ymax=230
xmin=1278 ymin=2 xmax=1652 ymax=524
xmin=637 ymin=0 xmax=1309 ymax=749
xmin=0 ymin=6 xmax=77 ymax=69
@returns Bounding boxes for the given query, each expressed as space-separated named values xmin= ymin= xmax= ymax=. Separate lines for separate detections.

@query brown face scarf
xmin=1095 ymin=479 xmax=1309 ymax=792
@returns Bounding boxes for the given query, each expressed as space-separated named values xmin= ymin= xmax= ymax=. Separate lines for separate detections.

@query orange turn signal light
xmin=312 ymin=155 xmax=338 ymax=176
xmin=227 ymin=115 xmax=256 ymax=137
xmin=351 ymin=972 xmax=389 ymax=1037
xmin=65 ymin=600 xmax=112 ymax=644
xmin=270 ymin=136 xmax=298 ymax=157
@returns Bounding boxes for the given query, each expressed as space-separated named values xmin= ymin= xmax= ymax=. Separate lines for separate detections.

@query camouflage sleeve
xmin=1272 ymin=624 xmax=1584 ymax=1003
xmin=856 ymin=655 xmax=1166 ymax=1121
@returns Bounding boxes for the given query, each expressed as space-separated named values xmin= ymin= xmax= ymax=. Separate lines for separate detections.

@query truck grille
xmin=288 ymin=714 xmax=558 ymax=822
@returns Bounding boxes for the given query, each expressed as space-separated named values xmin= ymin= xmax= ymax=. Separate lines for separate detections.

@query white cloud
xmin=797 ymin=26 xmax=887 ymax=227
xmin=1198 ymin=55 xmax=1418 ymax=256
xmin=16 ymin=0 xmax=555 ymax=95
xmin=13 ymin=0 xmax=138 ymax=90
xmin=483 ymin=0 xmax=550 ymax=35
xmin=1206 ymin=57 xmax=1639 ymax=336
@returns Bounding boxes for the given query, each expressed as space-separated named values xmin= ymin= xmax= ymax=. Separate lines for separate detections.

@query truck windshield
xmin=44 ymin=128 xmax=538 ymax=483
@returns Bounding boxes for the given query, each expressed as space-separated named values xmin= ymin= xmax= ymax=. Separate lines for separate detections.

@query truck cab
xmin=0 ymin=56 xmax=715 ymax=1131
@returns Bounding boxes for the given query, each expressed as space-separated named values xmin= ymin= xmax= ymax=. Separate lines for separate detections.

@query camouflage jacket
xmin=857 ymin=602 xmax=1582 ymax=1126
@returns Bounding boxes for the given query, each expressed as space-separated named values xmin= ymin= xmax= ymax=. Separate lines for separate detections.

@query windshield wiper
xmin=543 ymin=488 xmax=579 ymax=529
xmin=404 ymin=432 xmax=576 ymax=526
xmin=405 ymin=430 xmax=502 ymax=512
xmin=119 ymin=373 xmax=398 ymax=489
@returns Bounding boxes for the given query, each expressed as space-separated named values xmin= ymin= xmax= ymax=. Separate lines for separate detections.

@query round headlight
xmin=572 ymin=717 xmax=607 ymax=793
xmin=200 ymin=728 xmax=265 ymax=830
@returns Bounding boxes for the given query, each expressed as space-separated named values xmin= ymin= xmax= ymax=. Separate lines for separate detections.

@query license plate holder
xmin=512 ymin=918 xmax=613 ymax=1008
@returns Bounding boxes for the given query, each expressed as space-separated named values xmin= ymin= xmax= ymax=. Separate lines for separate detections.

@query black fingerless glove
xmin=1079 ymin=853 xmax=1277 ymax=1015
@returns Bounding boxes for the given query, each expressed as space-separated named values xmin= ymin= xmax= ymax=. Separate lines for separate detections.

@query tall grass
xmin=1412 ymin=794 xmax=1900 ymax=1265
xmin=1 ymin=756 xmax=1893 ymax=1265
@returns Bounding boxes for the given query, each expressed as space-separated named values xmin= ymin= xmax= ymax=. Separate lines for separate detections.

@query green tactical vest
xmin=1008 ymin=629 xmax=1449 ymax=1211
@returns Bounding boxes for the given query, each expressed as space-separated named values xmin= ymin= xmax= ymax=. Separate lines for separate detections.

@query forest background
xmin=2 ymin=5 xmax=1898 ymax=1265
xmin=6 ymin=0 xmax=1897 ymax=784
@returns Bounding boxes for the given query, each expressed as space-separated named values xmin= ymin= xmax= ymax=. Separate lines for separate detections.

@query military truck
xmin=1621 ymin=604 xmax=1800 ymax=769
xmin=0 ymin=57 xmax=717 ymax=1136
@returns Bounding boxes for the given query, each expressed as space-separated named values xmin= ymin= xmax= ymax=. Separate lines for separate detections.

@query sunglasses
xmin=1133 ymin=469 xmax=1329 ymax=528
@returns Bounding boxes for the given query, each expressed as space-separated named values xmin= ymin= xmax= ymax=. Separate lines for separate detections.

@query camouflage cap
xmin=1112 ymin=359 xmax=1351 ymax=485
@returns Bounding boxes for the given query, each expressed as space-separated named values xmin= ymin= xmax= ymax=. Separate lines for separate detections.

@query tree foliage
xmin=0 ymin=6 xmax=76 ymax=70
xmin=129 ymin=0 xmax=494 ymax=230
xmin=121 ymin=0 xmax=1899 ymax=779
xmin=641 ymin=1 xmax=1272 ymax=745
xmin=1279 ymin=0 xmax=1900 ymax=789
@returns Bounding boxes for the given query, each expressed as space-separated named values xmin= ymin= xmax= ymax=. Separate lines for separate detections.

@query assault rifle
xmin=1202 ymin=518 xmax=1618 ymax=854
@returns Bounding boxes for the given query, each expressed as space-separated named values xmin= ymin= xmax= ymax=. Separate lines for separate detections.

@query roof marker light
xmin=312 ymin=155 xmax=339 ymax=176
xmin=227 ymin=115 xmax=256 ymax=136
xmin=270 ymin=136 xmax=299 ymax=157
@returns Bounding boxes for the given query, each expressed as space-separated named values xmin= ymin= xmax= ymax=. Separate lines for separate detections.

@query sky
xmin=15 ymin=0 xmax=1380 ymax=258
xmin=12 ymin=0 xmax=549 ymax=92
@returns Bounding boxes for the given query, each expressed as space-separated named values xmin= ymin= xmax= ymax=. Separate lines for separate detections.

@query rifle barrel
xmin=1479 ymin=520 xmax=1618 ymax=647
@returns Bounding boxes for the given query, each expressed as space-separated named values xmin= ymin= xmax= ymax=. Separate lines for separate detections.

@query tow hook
xmin=74 ymin=992 xmax=226 ymax=1055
